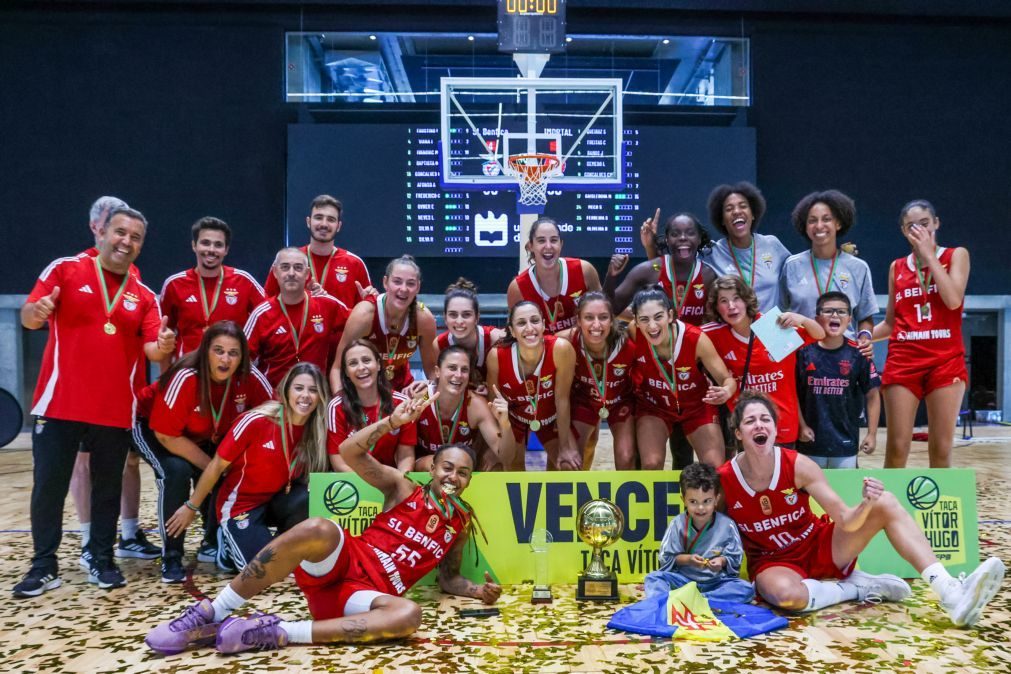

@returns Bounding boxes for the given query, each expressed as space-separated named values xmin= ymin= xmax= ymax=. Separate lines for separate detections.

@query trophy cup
xmin=530 ymin=528 xmax=553 ymax=604
xmin=575 ymin=499 xmax=624 ymax=601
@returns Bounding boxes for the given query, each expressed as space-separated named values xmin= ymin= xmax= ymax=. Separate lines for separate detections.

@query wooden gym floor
xmin=1 ymin=426 xmax=1009 ymax=673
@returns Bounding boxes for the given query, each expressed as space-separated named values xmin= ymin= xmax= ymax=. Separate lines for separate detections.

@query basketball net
xmin=507 ymin=154 xmax=562 ymax=207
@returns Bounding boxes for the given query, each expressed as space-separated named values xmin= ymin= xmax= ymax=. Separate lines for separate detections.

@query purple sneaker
xmin=216 ymin=613 xmax=289 ymax=654
xmin=145 ymin=598 xmax=220 ymax=655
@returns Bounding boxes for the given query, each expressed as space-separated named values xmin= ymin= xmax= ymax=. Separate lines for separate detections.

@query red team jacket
xmin=326 ymin=392 xmax=418 ymax=467
xmin=244 ymin=293 xmax=349 ymax=387
xmin=29 ymin=254 xmax=161 ymax=428
xmin=264 ymin=246 xmax=370 ymax=311
xmin=160 ymin=266 xmax=265 ymax=356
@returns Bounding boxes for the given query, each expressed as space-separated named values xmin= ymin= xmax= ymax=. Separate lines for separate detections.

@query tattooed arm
xmin=437 ymin=534 xmax=502 ymax=605
xmin=339 ymin=393 xmax=438 ymax=502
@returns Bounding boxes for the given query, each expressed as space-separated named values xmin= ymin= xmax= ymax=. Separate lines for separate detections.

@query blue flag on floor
xmin=607 ymin=582 xmax=789 ymax=640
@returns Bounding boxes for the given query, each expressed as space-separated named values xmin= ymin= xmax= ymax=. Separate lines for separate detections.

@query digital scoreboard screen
xmin=497 ymin=0 xmax=567 ymax=53
xmin=286 ymin=123 xmax=756 ymax=259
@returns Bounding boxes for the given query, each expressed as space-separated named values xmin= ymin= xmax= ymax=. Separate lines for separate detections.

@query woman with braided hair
xmin=146 ymin=391 xmax=501 ymax=655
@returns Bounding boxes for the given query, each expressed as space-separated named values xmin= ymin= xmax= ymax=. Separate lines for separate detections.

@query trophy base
xmin=576 ymin=575 xmax=619 ymax=602
xmin=531 ymin=586 xmax=553 ymax=604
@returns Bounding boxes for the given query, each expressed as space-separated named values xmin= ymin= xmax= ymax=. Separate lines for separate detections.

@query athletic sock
xmin=922 ymin=562 xmax=956 ymax=598
xmin=121 ymin=518 xmax=139 ymax=540
xmin=279 ymin=620 xmax=313 ymax=644
xmin=800 ymin=579 xmax=859 ymax=612
xmin=80 ymin=522 xmax=91 ymax=549
xmin=211 ymin=584 xmax=247 ymax=622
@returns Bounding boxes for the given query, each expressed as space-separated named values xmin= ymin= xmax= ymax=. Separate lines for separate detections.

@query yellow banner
xmin=309 ymin=468 xmax=979 ymax=584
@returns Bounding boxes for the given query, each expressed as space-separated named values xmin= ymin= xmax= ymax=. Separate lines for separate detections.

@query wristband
xmin=856 ymin=329 xmax=872 ymax=340
xmin=184 ymin=500 xmax=200 ymax=512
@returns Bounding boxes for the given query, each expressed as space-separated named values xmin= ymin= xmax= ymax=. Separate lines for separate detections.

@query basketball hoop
xmin=507 ymin=154 xmax=563 ymax=207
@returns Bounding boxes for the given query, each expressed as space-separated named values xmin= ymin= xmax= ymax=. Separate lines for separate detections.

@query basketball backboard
xmin=439 ymin=77 xmax=624 ymax=192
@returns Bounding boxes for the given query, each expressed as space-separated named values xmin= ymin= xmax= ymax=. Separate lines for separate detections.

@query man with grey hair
xmin=244 ymin=248 xmax=349 ymax=388
xmin=73 ymin=197 xmax=160 ymax=571
xmin=14 ymin=206 xmax=177 ymax=596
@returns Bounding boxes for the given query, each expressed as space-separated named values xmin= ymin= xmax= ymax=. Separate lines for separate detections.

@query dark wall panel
xmin=1 ymin=6 xmax=1009 ymax=297
xmin=0 ymin=10 xmax=290 ymax=293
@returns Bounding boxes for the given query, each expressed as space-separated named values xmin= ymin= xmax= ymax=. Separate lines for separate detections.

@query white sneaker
xmin=842 ymin=569 xmax=912 ymax=603
xmin=940 ymin=557 xmax=1006 ymax=627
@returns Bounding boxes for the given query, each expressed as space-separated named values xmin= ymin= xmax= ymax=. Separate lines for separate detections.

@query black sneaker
xmin=116 ymin=529 xmax=160 ymax=560
xmin=78 ymin=548 xmax=93 ymax=572
xmin=13 ymin=569 xmax=62 ymax=598
xmin=161 ymin=557 xmax=186 ymax=584
xmin=196 ymin=541 xmax=218 ymax=564
xmin=88 ymin=561 xmax=127 ymax=589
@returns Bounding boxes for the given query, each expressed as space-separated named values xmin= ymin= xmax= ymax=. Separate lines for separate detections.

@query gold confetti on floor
xmin=1 ymin=427 xmax=1009 ymax=673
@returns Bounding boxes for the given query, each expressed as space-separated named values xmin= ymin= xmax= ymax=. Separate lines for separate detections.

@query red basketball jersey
xmin=367 ymin=294 xmax=422 ymax=392
xmin=718 ymin=447 xmax=821 ymax=564
xmin=888 ymin=247 xmax=965 ymax=364
xmin=264 ymin=246 xmax=370 ymax=310
xmin=703 ymin=319 xmax=814 ymax=444
xmin=631 ymin=321 xmax=710 ymax=414
xmin=357 ymin=485 xmax=470 ymax=595
xmin=326 ymin=391 xmax=418 ymax=467
xmin=435 ymin=324 xmax=497 ymax=382
xmin=415 ymin=390 xmax=477 ymax=456
xmin=494 ymin=335 xmax=561 ymax=429
xmin=657 ymin=257 xmax=708 ymax=325
xmin=514 ymin=258 xmax=587 ymax=333
xmin=571 ymin=332 xmax=635 ymax=414
xmin=160 ymin=266 xmax=265 ymax=357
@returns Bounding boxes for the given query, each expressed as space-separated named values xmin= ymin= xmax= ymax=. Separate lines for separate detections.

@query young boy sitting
xmin=645 ymin=462 xmax=753 ymax=602
xmin=796 ymin=291 xmax=882 ymax=469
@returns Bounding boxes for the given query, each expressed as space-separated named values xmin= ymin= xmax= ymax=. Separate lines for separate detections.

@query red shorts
xmin=635 ymin=399 xmax=719 ymax=436
xmin=882 ymin=352 xmax=967 ymax=400
xmin=748 ymin=515 xmax=856 ymax=581
xmin=570 ymin=395 xmax=634 ymax=427
xmin=293 ymin=530 xmax=390 ymax=620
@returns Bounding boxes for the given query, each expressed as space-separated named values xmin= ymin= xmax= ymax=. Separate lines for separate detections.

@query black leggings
xmin=220 ymin=481 xmax=309 ymax=568
xmin=132 ymin=420 xmax=219 ymax=561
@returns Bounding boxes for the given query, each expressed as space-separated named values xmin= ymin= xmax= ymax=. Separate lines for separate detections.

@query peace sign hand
xmin=391 ymin=391 xmax=438 ymax=429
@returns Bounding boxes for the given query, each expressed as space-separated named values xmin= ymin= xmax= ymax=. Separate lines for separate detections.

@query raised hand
xmin=157 ymin=315 xmax=177 ymax=353
xmin=490 ymin=385 xmax=510 ymax=429
xmin=391 ymin=391 xmax=438 ymax=428
xmin=608 ymin=253 xmax=630 ymax=277
xmin=31 ymin=286 xmax=60 ymax=323
xmin=639 ymin=207 xmax=660 ymax=255
xmin=356 ymin=281 xmax=379 ymax=300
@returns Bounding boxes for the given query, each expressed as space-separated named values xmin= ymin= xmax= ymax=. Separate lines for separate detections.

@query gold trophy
xmin=575 ymin=499 xmax=624 ymax=601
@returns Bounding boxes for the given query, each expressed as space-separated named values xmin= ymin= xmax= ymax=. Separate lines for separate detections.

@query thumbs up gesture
xmin=31 ymin=286 xmax=61 ymax=323
xmin=156 ymin=315 xmax=177 ymax=354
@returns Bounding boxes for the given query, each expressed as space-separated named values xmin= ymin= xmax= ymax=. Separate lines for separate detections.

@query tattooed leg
xmin=228 ymin=517 xmax=343 ymax=599
xmin=312 ymin=596 xmax=423 ymax=643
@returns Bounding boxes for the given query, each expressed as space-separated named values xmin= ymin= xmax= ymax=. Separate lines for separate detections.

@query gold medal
xmin=598 ymin=407 xmax=609 ymax=420
xmin=385 ymin=365 xmax=395 ymax=380
xmin=918 ymin=302 xmax=932 ymax=322
xmin=529 ymin=419 xmax=541 ymax=432
xmin=103 ymin=322 xmax=116 ymax=335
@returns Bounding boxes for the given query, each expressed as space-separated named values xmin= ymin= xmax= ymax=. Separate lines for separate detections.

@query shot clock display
xmin=497 ymin=0 xmax=567 ymax=53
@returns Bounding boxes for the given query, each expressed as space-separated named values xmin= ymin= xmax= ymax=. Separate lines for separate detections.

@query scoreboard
xmin=286 ymin=122 xmax=756 ymax=259
xmin=497 ymin=0 xmax=567 ymax=53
